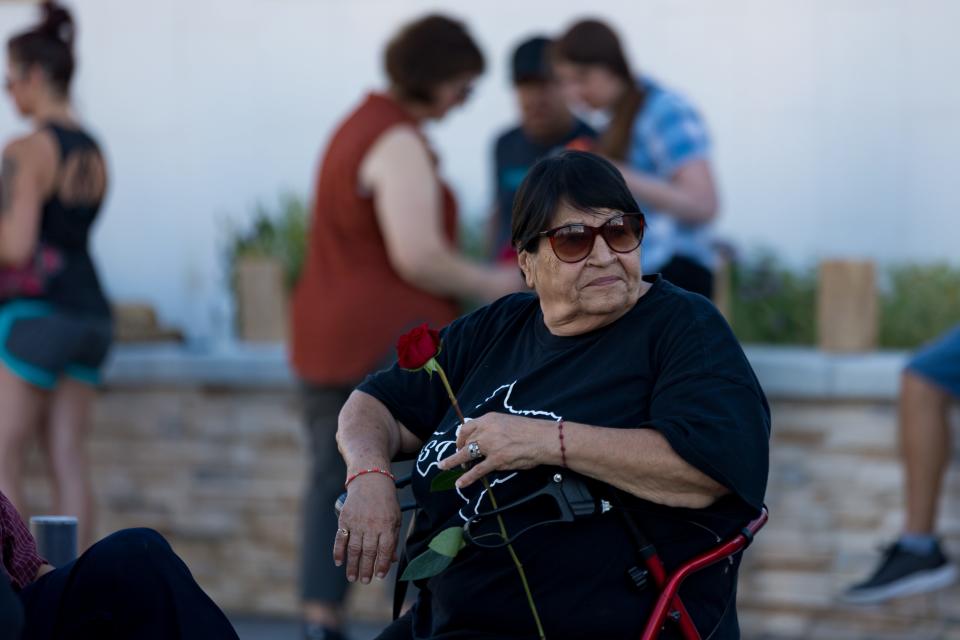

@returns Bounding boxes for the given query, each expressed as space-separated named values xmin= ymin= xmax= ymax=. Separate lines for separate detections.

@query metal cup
xmin=29 ymin=516 xmax=78 ymax=568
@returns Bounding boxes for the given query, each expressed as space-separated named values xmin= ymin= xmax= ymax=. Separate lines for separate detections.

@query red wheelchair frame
xmin=638 ymin=506 xmax=768 ymax=640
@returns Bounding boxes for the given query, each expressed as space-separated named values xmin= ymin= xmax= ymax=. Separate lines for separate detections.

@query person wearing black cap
xmin=489 ymin=36 xmax=595 ymax=259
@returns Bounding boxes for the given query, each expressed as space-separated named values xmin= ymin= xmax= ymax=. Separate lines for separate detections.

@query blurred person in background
xmin=0 ymin=1 xmax=111 ymax=551
xmin=553 ymin=19 xmax=719 ymax=298
xmin=844 ymin=326 xmax=959 ymax=603
xmin=290 ymin=14 xmax=522 ymax=640
xmin=1 ymin=489 xmax=239 ymax=639
xmin=488 ymin=35 xmax=595 ymax=260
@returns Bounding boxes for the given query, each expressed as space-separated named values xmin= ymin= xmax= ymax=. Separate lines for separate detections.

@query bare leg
xmin=44 ymin=378 xmax=96 ymax=550
xmin=900 ymin=370 xmax=952 ymax=535
xmin=0 ymin=365 xmax=45 ymax=514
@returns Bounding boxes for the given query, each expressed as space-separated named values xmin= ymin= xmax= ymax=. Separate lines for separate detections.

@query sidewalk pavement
xmin=232 ymin=616 xmax=381 ymax=640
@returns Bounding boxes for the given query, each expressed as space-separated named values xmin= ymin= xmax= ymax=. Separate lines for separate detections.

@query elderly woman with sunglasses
xmin=336 ymin=151 xmax=770 ymax=640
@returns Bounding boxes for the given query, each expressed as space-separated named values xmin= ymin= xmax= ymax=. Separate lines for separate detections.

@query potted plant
xmin=226 ymin=193 xmax=308 ymax=343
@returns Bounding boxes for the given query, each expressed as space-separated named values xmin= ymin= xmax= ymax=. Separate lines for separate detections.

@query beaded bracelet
xmin=557 ymin=419 xmax=567 ymax=468
xmin=344 ymin=467 xmax=396 ymax=489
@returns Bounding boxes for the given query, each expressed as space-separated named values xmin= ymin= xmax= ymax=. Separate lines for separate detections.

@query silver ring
xmin=337 ymin=527 xmax=349 ymax=536
xmin=467 ymin=441 xmax=482 ymax=460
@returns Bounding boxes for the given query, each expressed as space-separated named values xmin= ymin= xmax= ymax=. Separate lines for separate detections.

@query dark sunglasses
xmin=537 ymin=212 xmax=645 ymax=263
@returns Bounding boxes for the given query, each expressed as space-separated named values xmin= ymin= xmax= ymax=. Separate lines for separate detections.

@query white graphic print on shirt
xmin=415 ymin=380 xmax=561 ymax=523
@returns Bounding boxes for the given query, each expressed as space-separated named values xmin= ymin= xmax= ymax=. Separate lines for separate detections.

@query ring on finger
xmin=337 ymin=527 xmax=350 ymax=536
xmin=467 ymin=440 xmax=482 ymax=460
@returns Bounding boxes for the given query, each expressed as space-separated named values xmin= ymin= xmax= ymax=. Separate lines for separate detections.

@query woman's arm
xmin=0 ymin=136 xmax=57 ymax=266
xmin=333 ymin=390 xmax=423 ymax=584
xmin=614 ymin=158 xmax=718 ymax=225
xmin=440 ymin=414 xmax=728 ymax=509
xmin=361 ymin=125 xmax=523 ymax=302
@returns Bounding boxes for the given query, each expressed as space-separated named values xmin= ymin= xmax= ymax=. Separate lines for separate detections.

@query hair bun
xmin=39 ymin=1 xmax=75 ymax=48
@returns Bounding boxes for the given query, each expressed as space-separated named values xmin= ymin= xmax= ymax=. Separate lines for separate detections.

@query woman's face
xmin=553 ymin=61 xmax=624 ymax=111
xmin=519 ymin=204 xmax=643 ymax=331
xmin=427 ymin=73 xmax=477 ymax=120
xmin=4 ymin=59 xmax=34 ymax=117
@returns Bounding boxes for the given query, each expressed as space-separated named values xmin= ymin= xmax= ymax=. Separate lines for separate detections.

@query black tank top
xmin=39 ymin=124 xmax=110 ymax=318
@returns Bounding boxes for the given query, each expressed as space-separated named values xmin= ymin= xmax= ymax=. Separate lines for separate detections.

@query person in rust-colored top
xmin=290 ymin=15 xmax=522 ymax=640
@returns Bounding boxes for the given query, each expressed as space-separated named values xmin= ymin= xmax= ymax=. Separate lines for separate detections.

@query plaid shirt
xmin=629 ymin=76 xmax=714 ymax=271
xmin=0 ymin=491 xmax=46 ymax=590
xmin=630 ymin=76 xmax=710 ymax=178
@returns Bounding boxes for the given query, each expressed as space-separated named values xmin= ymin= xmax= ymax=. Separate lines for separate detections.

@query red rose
xmin=396 ymin=323 xmax=441 ymax=370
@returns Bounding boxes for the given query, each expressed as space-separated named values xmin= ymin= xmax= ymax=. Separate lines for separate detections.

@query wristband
xmin=344 ymin=467 xmax=396 ymax=489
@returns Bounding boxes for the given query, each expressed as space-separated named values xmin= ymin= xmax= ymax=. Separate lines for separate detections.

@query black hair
xmin=511 ymin=151 xmax=642 ymax=253
xmin=511 ymin=36 xmax=552 ymax=85
xmin=7 ymin=1 xmax=76 ymax=96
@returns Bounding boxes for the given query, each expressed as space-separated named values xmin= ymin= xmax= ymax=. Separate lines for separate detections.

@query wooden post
xmin=234 ymin=255 xmax=288 ymax=343
xmin=816 ymin=259 xmax=877 ymax=352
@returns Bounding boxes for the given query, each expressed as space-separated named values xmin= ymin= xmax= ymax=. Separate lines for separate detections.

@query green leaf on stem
xmin=399 ymin=527 xmax=465 ymax=581
xmin=430 ymin=468 xmax=466 ymax=492
xmin=400 ymin=548 xmax=454 ymax=581
xmin=428 ymin=526 xmax=466 ymax=557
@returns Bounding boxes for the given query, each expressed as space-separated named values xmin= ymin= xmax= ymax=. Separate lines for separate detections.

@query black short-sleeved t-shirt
xmin=359 ymin=276 xmax=770 ymax=640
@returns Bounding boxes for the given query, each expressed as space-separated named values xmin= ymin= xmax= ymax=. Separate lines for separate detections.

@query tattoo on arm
xmin=0 ymin=154 xmax=17 ymax=215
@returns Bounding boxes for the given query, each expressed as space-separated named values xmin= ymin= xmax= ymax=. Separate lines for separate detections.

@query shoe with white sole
xmin=843 ymin=541 xmax=958 ymax=604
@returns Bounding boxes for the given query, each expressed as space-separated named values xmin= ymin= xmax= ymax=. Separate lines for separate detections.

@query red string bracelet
xmin=344 ymin=467 xmax=396 ymax=489
xmin=557 ymin=419 xmax=567 ymax=468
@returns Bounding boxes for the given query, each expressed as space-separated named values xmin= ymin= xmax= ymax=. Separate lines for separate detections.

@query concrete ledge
xmin=103 ymin=343 xmax=909 ymax=400
xmin=744 ymin=346 xmax=908 ymax=401
xmin=103 ymin=343 xmax=295 ymax=388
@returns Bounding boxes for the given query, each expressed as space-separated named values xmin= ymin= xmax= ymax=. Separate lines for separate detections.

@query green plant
xmin=726 ymin=253 xmax=960 ymax=349
xmin=227 ymin=192 xmax=308 ymax=290
xmin=879 ymin=263 xmax=960 ymax=349
xmin=728 ymin=253 xmax=817 ymax=345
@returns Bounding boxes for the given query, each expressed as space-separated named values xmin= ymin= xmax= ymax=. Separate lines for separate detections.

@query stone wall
xmin=20 ymin=382 xmax=960 ymax=637
xmin=739 ymin=401 xmax=960 ymax=638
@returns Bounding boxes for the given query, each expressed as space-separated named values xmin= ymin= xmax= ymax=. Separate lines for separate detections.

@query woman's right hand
xmin=333 ymin=473 xmax=402 ymax=584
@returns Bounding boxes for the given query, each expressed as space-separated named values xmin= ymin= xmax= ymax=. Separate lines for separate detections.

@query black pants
xmin=374 ymin=608 xmax=415 ymax=640
xmin=1 ymin=570 xmax=24 ymax=639
xmin=18 ymin=528 xmax=238 ymax=639
xmin=660 ymin=255 xmax=714 ymax=299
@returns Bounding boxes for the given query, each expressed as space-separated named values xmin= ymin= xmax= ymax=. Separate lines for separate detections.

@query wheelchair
xmin=337 ymin=472 xmax=767 ymax=640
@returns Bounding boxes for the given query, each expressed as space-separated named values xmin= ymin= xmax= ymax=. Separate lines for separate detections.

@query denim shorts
xmin=0 ymin=300 xmax=112 ymax=389
xmin=906 ymin=325 xmax=960 ymax=398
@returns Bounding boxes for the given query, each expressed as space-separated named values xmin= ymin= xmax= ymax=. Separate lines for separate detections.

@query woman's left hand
xmin=438 ymin=413 xmax=556 ymax=489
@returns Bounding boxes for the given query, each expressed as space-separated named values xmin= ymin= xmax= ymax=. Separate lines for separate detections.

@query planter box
xmin=234 ymin=256 xmax=288 ymax=343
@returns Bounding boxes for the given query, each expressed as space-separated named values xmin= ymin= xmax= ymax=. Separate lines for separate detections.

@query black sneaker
xmin=843 ymin=541 xmax=958 ymax=604
xmin=303 ymin=623 xmax=348 ymax=640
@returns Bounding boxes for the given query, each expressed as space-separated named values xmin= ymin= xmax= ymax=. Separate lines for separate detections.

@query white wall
xmin=1 ymin=0 xmax=957 ymax=340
